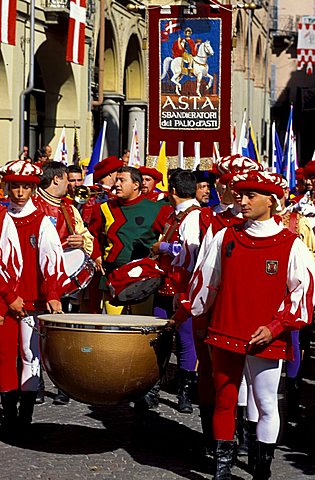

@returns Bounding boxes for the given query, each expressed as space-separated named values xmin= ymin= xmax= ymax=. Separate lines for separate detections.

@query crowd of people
xmin=0 ymin=151 xmax=314 ymax=480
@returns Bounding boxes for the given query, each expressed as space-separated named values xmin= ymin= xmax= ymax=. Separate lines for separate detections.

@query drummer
xmin=84 ymin=156 xmax=123 ymax=314
xmin=34 ymin=161 xmax=93 ymax=405
xmin=89 ymin=166 xmax=162 ymax=315
xmin=0 ymin=160 xmax=70 ymax=434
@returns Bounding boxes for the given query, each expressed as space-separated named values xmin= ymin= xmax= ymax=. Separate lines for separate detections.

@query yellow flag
xmin=156 ymin=141 xmax=168 ymax=191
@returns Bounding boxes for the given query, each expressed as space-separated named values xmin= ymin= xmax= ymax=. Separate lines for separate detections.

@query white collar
xmin=244 ymin=217 xmax=283 ymax=237
xmin=175 ymin=198 xmax=199 ymax=213
xmin=8 ymin=198 xmax=37 ymax=217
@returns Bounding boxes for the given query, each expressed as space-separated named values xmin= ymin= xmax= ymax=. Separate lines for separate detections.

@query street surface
xmin=0 ymin=349 xmax=314 ymax=480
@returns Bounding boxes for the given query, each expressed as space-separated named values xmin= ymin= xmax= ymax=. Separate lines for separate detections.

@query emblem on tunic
xmin=29 ymin=234 xmax=37 ymax=249
xmin=266 ymin=260 xmax=278 ymax=275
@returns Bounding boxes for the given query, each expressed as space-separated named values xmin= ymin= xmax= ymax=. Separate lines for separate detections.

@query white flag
xmin=53 ymin=126 xmax=68 ymax=165
xmin=128 ymin=121 xmax=141 ymax=168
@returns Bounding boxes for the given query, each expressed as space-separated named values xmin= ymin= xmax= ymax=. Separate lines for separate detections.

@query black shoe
xmin=177 ymin=369 xmax=196 ymax=414
xmin=214 ymin=440 xmax=235 ymax=480
xmin=35 ymin=390 xmax=45 ymax=405
xmin=53 ymin=390 xmax=70 ymax=405
xmin=134 ymin=380 xmax=161 ymax=412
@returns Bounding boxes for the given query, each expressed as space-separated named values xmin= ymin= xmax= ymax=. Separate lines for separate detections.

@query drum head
xmin=63 ymin=249 xmax=86 ymax=277
xmin=38 ymin=313 xmax=168 ymax=330
xmin=117 ymin=277 xmax=163 ymax=304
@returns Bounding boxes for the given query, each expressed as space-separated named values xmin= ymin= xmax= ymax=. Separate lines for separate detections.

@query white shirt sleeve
xmin=189 ymin=228 xmax=226 ymax=317
xmin=171 ymin=210 xmax=202 ymax=273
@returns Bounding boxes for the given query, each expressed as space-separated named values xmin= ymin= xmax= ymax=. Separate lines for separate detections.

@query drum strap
xmin=60 ymin=202 xmax=75 ymax=235
xmin=162 ymin=206 xmax=201 ymax=242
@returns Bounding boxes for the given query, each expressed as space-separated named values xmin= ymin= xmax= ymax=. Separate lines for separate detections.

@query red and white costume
xmin=0 ymin=199 xmax=69 ymax=392
xmin=190 ymin=212 xmax=315 ymax=443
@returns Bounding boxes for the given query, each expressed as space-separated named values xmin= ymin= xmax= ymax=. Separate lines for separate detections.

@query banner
xmin=0 ymin=0 xmax=16 ymax=45
xmin=297 ymin=16 xmax=315 ymax=75
xmin=148 ymin=3 xmax=232 ymax=158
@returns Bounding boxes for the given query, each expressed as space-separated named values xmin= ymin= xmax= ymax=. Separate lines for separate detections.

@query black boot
xmin=237 ymin=406 xmax=249 ymax=456
xmin=53 ymin=389 xmax=70 ymax=405
xmin=36 ymin=368 xmax=45 ymax=405
xmin=247 ymin=421 xmax=257 ymax=473
xmin=177 ymin=369 xmax=196 ymax=414
xmin=0 ymin=390 xmax=19 ymax=432
xmin=252 ymin=441 xmax=275 ymax=480
xmin=286 ymin=377 xmax=300 ymax=422
xmin=134 ymin=381 xmax=161 ymax=411
xmin=200 ymin=404 xmax=214 ymax=457
xmin=18 ymin=391 xmax=37 ymax=428
xmin=214 ymin=440 xmax=235 ymax=480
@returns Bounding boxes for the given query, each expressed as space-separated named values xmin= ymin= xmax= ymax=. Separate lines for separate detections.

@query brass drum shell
xmin=39 ymin=314 xmax=167 ymax=405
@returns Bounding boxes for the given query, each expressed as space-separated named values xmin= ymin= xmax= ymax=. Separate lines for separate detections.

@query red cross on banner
xmin=0 ymin=0 xmax=17 ymax=45
xmin=66 ymin=0 xmax=86 ymax=65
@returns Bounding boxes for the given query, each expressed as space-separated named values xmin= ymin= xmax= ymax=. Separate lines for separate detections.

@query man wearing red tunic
xmin=139 ymin=166 xmax=167 ymax=202
xmin=189 ymin=171 xmax=315 ymax=480
xmin=0 ymin=160 xmax=69 ymax=433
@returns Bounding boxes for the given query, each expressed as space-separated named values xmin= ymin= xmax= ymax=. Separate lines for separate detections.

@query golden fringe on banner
xmin=146 ymin=155 xmax=214 ymax=171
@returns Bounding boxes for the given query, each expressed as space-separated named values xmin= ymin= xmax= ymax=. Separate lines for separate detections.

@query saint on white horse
xmin=161 ymin=40 xmax=214 ymax=97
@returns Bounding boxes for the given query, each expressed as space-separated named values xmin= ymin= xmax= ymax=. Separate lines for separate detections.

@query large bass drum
xmin=38 ymin=314 xmax=167 ymax=405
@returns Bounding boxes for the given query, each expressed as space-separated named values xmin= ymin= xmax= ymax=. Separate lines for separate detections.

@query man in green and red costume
xmin=89 ymin=166 xmax=162 ymax=314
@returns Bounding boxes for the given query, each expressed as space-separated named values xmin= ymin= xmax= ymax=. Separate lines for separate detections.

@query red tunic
xmin=34 ymin=191 xmax=75 ymax=247
xmin=206 ymin=225 xmax=297 ymax=360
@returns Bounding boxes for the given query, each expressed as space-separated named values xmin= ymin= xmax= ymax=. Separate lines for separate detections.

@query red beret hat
xmin=139 ymin=166 xmax=163 ymax=183
xmin=217 ymin=154 xmax=264 ymax=185
xmin=303 ymin=160 xmax=315 ymax=178
xmin=93 ymin=156 xmax=123 ymax=183
xmin=295 ymin=167 xmax=305 ymax=180
xmin=232 ymin=171 xmax=286 ymax=199
xmin=0 ymin=160 xmax=42 ymax=184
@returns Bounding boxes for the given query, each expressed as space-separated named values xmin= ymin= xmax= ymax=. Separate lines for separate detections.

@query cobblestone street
xmin=0 ymin=352 xmax=314 ymax=480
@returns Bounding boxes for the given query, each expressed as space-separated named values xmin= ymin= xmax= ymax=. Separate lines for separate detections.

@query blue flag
xmin=271 ymin=122 xmax=283 ymax=174
xmin=84 ymin=121 xmax=107 ymax=186
xmin=282 ymin=106 xmax=297 ymax=190
xmin=247 ymin=121 xmax=260 ymax=162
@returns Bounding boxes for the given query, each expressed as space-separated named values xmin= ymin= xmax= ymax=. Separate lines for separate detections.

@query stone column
xmin=102 ymin=96 xmax=123 ymax=158
xmin=127 ymin=105 xmax=146 ymax=165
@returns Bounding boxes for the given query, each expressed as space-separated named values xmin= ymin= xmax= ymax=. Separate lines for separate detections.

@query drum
xmin=107 ymin=257 xmax=165 ymax=304
xmin=63 ymin=248 xmax=95 ymax=297
xmin=38 ymin=314 xmax=167 ymax=405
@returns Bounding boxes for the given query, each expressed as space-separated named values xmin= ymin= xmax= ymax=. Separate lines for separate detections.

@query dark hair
xmin=39 ymin=161 xmax=67 ymax=189
xmin=117 ymin=166 xmax=142 ymax=188
xmin=34 ymin=148 xmax=47 ymax=163
xmin=169 ymin=170 xmax=196 ymax=198
xmin=67 ymin=165 xmax=82 ymax=175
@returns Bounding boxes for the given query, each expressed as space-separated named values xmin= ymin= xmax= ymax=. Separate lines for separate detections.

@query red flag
xmin=66 ymin=0 xmax=86 ymax=65
xmin=0 ymin=0 xmax=17 ymax=45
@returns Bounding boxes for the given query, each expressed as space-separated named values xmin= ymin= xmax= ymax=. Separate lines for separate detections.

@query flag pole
xmin=19 ymin=0 xmax=35 ymax=152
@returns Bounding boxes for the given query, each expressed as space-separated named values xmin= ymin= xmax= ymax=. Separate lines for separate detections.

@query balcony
xmin=271 ymin=13 xmax=298 ymax=55
xmin=43 ymin=0 xmax=69 ymax=23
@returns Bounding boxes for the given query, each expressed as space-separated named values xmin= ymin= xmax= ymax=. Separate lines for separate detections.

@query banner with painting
xmin=148 ymin=3 xmax=232 ymax=159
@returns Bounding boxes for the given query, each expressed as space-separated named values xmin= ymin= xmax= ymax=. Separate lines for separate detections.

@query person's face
xmin=141 ymin=175 xmax=155 ymax=195
xmin=68 ymin=172 xmax=83 ymax=196
xmin=23 ymin=146 xmax=29 ymax=157
xmin=240 ymin=190 xmax=273 ymax=221
xmin=9 ymin=182 xmax=34 ymax=206
xmin=195 ymin=181 xmax=210 ymax=204
xmin=99 ymin=171 xmax=117 ymax=188
xmin=115 ymin=171 xmax=139 ymax=200
xmin=45 ymin=146 xmax=52 ymax=158
xmin=296 ymin=178 xmax=306 ymax=193
xmin=55 ymin=172 xmax=69 ymax=197
xmin=310 ymin=176 xmax=315 ymax=192
xmin=305 ymin=178 xmax=313 ymax=191
xmin=122 ymin=152 xmax=130 ymax=166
